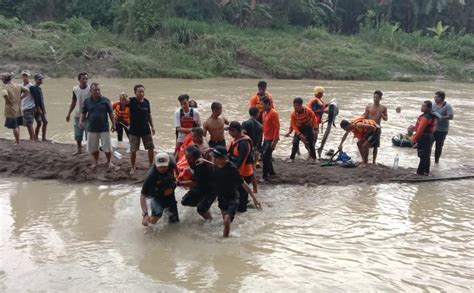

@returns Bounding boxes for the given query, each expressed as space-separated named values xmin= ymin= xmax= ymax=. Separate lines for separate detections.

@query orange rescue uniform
xmin=350 ymin=117 xmax=378 ymax=141
xmin=262 ymin=109 xmax=280 ymax=141
xmin=290 ymin=107 xmax=317 ymax=136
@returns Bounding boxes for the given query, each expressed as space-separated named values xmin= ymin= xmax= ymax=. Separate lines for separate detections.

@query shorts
xmin=5 ymin=116 xmax=23 ymax=129
xmin=130 ymin=134 xmax=154 ymax=152
xmin=218 ymin=199 xmax=238 ymax=221
xmin=150 ymin=195 xmax=179 ymax=223
xmin=209 ymin=140 xmax=226 ymax=148
xmin=34 ymin=112 xmax=46 ymax=124
xmin=22 ymin=108 xmax=35 ymax=126
xmin=181 ymin=188 xmax=217 ymax=213
xmin=367 ymin=128 xmax=381 ymax=147
xmin=87 ymin=132 xmax=112 ymax=153
xmin=74 ymin=116 xmax=87 ymax=142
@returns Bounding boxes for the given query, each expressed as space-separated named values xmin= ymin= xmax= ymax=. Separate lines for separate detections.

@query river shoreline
xmin=0 ymin=138 xmax=448 ymax=186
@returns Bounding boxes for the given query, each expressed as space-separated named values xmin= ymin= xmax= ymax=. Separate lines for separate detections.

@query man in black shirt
xmin=29 ymin=73 xmax=49 ymax=141
xmin=140 ymin=153 xmax=179 ymax=226
xmin=178 ymin=145 xmax=216 ymax=221
xmin=129 ymin=84 xmax=155 ymax=175
xmin=242 ymin=107 xmax=262 ymax=168
xmin=212 ymin=146 xmax=260 ymax=237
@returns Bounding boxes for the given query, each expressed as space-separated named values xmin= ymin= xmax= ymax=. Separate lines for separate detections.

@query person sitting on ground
xmin=228 ymin=121 xmax=256 ymax=212
xmin=66 ymin=72 xmax=90 ymax=155
xmin=175 ymin=94 xmax=201 ymax=155
xmin=203 ymin=102 xmax=229 ymax=148
xmin=140 ymin=152 xmax=179 ymax=227
xmin=79 ymin=82 xmax=116 ymax=169
xmin=30 ymin=73 xmax=49 ymax=141
xmin=362 ymin=90 xmax=388 ymax=164
xmin=129 ymin=85 xmax=155 ymax=175
xmin=208 ymin=145 xmax=261 ymax=237
xmin=412 ymin=100 xmax=437 ymax=176
xmin=112 ymin=92 xmax=130 ymax=142
xmin=2 ymin=72 xmax=29 ymax=144
xmin=338 ymin=117 xmax=380 ymax=167
xmin=249 ymin=80 xmax=275 ymax=123
xmin=261 ymin=96 xmax=280 ymax=182
xmin=307 ymin=86 xmax=328 ymax=147
xmin=19 ymin=70 xmax=36 ymax=141
xmin=178 ymin=145 xmax=216 ymax=221
xmin=285 ymin=97 xmax=318 ymax=163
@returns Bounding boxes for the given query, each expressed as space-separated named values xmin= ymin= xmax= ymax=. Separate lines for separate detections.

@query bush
xmin=0 ymin=16 xmax=22 ymax=29
xmin=65 ymin=17 xmax=94 ymax=34
xmin=37 ymin=21 xmax=67 ymax=31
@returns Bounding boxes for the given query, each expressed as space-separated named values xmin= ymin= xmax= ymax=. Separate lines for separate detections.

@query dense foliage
xmin=0 ymin=0 xmax=472 ymax=36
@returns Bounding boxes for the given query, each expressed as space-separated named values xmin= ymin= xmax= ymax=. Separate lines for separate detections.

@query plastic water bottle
xmin=393 ymin=154 xmax=399 ymax=169
xmin=113 ymin=151 xmax=122 ymax=160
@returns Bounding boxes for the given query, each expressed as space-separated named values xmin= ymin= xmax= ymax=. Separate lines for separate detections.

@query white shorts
xmin=87 ymin=132 xmax=112 ymax=153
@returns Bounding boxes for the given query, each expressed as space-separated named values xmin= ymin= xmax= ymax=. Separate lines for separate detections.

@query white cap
xmin=155 ymin=152 xmax=169 ymax=168
xmin=21 ymin=70 xmax=31 ymax=77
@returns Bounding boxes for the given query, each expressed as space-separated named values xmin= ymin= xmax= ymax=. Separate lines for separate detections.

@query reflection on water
xmin=0 ymin=79 xmax=473 ymax=291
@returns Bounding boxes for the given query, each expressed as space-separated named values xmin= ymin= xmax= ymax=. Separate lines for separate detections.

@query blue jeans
xmin=150 ymin=195 xmax=179 ymax=223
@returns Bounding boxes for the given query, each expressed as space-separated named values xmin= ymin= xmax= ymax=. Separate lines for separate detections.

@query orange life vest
xmin=113 ymin=102 xmax=130 ymax=124
xmin=228 ymin=135 xmax=254 ymax=177
xmin=308 ymin=96 xmax=326 ymax=123
xmin=350 ymin=117 xmax=377 ymax=141
xmin=293 ymin=107 xmax=315 ymax=130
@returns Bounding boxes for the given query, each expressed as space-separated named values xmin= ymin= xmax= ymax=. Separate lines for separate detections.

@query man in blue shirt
xmin=80 ymin=82 xmax=116 ymax=169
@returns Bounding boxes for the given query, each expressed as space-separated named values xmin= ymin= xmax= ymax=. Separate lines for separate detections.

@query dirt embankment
xmin=0 ymin=138 xmax=472 ymax=186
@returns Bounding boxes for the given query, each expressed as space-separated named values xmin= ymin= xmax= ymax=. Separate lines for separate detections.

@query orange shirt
xmin=262 ymin=109 xmax=280 ymax=141
xmin=350 ymin=117 xmax=377 ymax=141
xmin=412 ymin=113 xmax=436 ymax=143
xmin=112 ymin=102 xmax=130 ymax=125
xmin=249 ymin=92 xmax=274 ymax=115
xmin=290 ymin=107 xmax=317 ymax=135
xmin=307 ymin=96 xmax=326 ymax=124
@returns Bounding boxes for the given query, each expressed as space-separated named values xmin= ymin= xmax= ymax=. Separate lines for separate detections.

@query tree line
xmin=0 ymin=0 xmax=472 ymax=36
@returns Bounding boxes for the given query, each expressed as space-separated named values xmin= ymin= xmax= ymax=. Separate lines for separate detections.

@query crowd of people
xmin=2 ymin=71 xmax=454 ymax=237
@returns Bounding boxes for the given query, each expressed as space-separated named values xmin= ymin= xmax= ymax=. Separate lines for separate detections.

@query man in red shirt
xmin=261 ymin=96 xmax=280 ymax=182
xmin=412 ymin=100 xmax=437 ymax=175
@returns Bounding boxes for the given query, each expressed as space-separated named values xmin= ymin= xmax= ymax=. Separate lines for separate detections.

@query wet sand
xmin=2 ymin=138 xmax=466 ymax=186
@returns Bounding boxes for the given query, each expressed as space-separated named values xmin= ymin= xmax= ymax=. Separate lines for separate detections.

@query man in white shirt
xmin=66 ymin=72 xmax=90 ymax=155
xmin=174 ymin=94 xmax=201 ymax=155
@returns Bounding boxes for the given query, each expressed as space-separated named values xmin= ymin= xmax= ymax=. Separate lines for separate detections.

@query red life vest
xmin=180 ymin=108 xmax=197 ymax=129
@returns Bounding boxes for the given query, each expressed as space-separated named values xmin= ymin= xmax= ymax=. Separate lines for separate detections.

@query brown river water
xmin=0 ymin=79 xmax=473 ymax=291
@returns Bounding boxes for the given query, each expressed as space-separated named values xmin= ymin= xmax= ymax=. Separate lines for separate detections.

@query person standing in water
xmin=203 ymin=102 xmax=228 ymax=148
xmin=432 ymin=91 xmax=453 ymax=164
xmin=29 ymin=74 xmax=49 ymax=141
xmin=66 ymin=72 xmax=90 ymax=155
xmin=129 ymin=85 xmax=155 ymax=175
xmin=412 ymin=100 xmax=437 ymax=175
xmin=261 ymin=96 xmax=280 ymax=182
xmin=79 ymin=82 xmax=116 ymax=169
xmin=307 ymin=86 xmax=327 ymax=147
xmin=112 ymin=92 xmax=130 ymax=142
xmin=338 ymin=117 xmax=380 ymax=167
xmin=140 ymin=153 xmax=179 ymax=227
xmin=242 ymin=107 xmax=263 ymax=169
xmin=286 ymin=97 xmax=318 ymax=162
xmin=19 ymin=70 xmax=36 ymax=140
xmin=2 ymin=72 xmax=29 ymax=144
xmin=362 ymin=90 xmax=387 ymax=164
xmin=175 ymin=94 xmax=201 ymax=154
xmin=249 ymin=80 xmax=275 ymax=123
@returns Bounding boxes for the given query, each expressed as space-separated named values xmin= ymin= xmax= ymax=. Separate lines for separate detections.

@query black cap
xmin=212 ymin=145 xmax=228 ymax=158
xmin=34 ymin=73 xmax=44 ymax=80
xmin=228 ymin=121 xmax=242 ymax=132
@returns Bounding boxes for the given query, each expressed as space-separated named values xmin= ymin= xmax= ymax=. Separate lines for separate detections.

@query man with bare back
xmin=362 ymin=90 xmax=387 ymax=164
xmin=203 ymin=102 xmax=229 ymax=148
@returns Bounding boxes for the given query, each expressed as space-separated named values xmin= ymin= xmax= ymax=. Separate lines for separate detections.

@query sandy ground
xmin=0 ymin=138 xmax=472 ymax=186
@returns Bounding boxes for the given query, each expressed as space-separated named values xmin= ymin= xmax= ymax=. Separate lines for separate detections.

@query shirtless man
xmin=203 ymin=102 xmax=229 ymax=148
xmin=362 ymin=90 xmax=387 ymax=164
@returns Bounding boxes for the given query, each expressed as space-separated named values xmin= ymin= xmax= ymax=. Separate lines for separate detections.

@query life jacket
xmin=180 ymin=108 xmax=197 ymax=129
xmin=416 ymin=112 xmax=437 ymax=135
xmin=293 ymin=107 xmax=314 ymax=130
xmin=309 ymin=96 xmax=326 ymax=121
xmin=228 ymin=135 xmax=254 ymax=177
xmin=350 ymin=117 xmax=378 ymax=140
xmin=113 ymin=103 xmax=130 ymax=124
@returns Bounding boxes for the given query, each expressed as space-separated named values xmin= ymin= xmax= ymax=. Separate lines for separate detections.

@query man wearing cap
xmin=2 ymin=72 xmax=30 ymax=144
xmin=227 ymin=121 xmax=255 ymax=212
xmin=140 ymin=152 xmax=180 ymax=226
xmin=66 ymin=72 xmax=90 ymax=155
xmin=19 ymin=70 xmax=36 ymax=140
xmin=307 ymin=86 xmax=328 ymax=147
xmin=29 ymin=73 xmax=49 ymax=141
xmin=79 ymin=82 xmax=116 ymax=169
